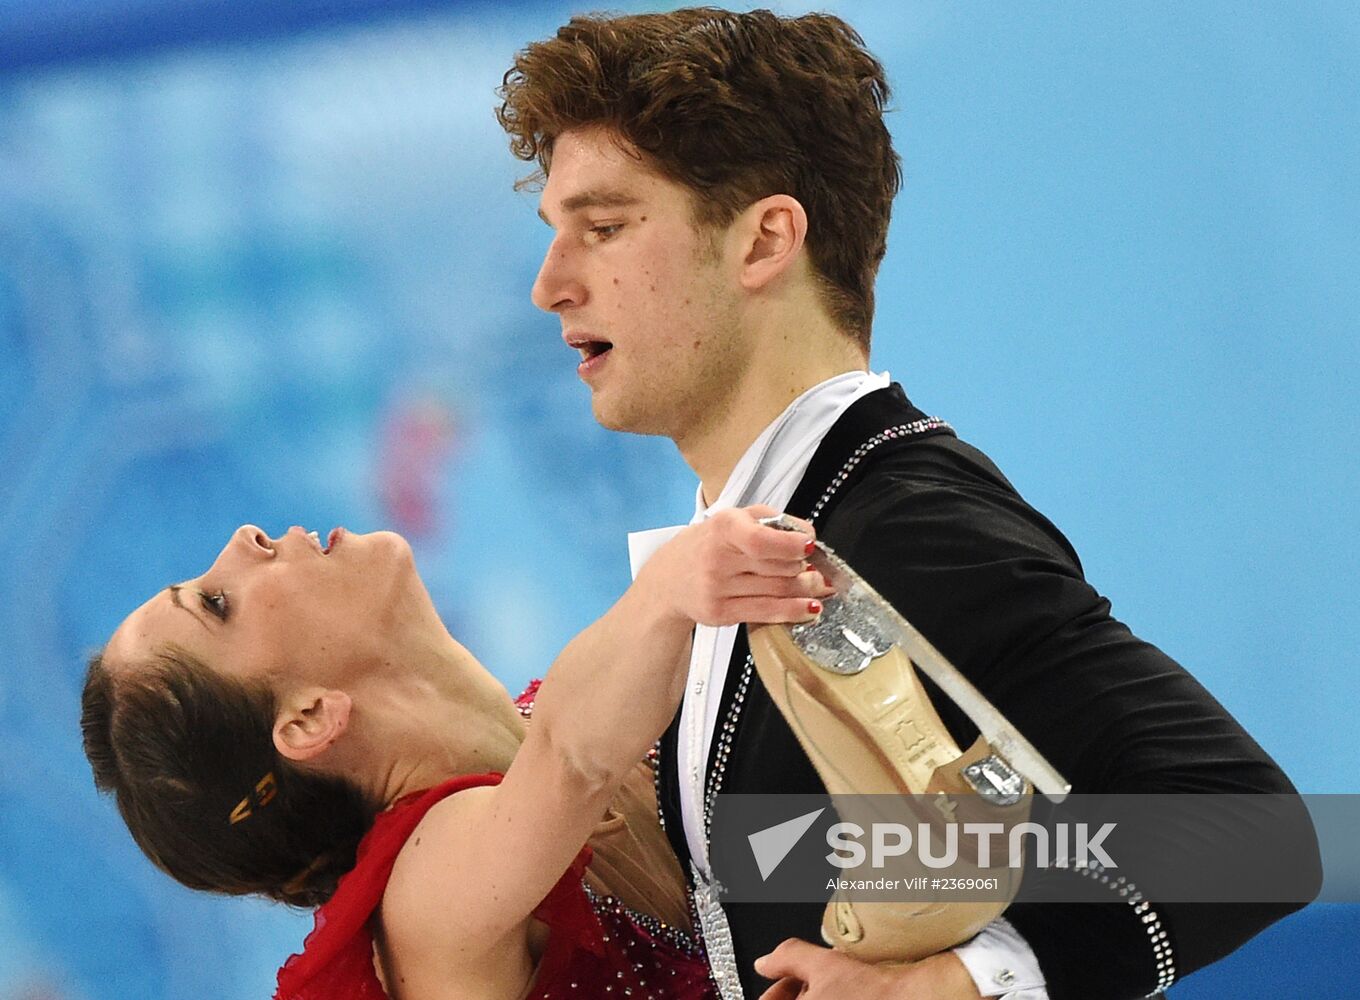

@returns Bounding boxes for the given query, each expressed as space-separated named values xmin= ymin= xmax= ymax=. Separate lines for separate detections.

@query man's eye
xmin=199 ymin=590 xmax=230 ymax=621
xmin=588 ymin=224 xmax=623 ymax=241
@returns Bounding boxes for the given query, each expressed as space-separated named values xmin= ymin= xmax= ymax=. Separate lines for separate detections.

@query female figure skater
xmin=81 ymin=513 xmax=829 ymax=1000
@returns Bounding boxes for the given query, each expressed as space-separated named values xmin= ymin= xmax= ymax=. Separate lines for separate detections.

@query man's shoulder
xmin=793 ymin=384 xmax=1003 ymax=505
xmin=818 ymin=430 xmax=1083 ymax=573
xmin=875 ymin=429 xmax=1017 ymax=490
xmin=830 ymin=428 xmax=1025 ymax=518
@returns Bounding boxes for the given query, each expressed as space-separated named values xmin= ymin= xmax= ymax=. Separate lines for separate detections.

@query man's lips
xmin=563 ymin=332 xmax=613 ymax=378
xmin=577 ymin=346 xmax=611 ymax=378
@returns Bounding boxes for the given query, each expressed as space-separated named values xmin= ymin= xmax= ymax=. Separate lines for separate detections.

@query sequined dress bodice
xmin=274 ymin=684 xmax=717 ymax=1000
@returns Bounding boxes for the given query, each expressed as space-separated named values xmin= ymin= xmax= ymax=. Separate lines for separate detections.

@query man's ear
xmin=737 ymin=194 xmax=808 ymax=292
xmin=273 ymin=688 xmax=352 ymax=762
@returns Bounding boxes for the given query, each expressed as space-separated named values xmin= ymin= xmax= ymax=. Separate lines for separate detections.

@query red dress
xmin=274 ymin=685 xmax=716 ymax=1000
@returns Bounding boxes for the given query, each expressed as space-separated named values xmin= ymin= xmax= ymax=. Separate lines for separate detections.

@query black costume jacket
xmin=655 ymin=385 xmax=1317 ymax=1000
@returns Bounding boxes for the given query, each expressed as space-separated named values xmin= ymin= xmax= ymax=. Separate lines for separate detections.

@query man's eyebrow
xmin=538 ymin=189 xmax=642 ymax=225
xmin=167 ymin=585 xmax=211 ymax=633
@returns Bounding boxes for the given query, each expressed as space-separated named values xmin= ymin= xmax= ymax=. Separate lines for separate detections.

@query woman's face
xmin=106 ymin=525 xmax=437 ymax=686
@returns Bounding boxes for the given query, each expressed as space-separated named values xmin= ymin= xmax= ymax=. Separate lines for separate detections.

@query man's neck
xmin=682 ymin=345 xmax=868 ymax=505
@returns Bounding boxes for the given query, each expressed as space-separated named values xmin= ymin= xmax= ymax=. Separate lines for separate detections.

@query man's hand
xmin=754 ymin=939 xmax=985 ymax=1000
xmin=640 ymin=505 xmax=833 ymax=627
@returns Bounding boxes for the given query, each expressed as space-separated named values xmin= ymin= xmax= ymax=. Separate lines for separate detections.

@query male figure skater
xmin=498 ymin=9 xmax=1314 ymax=998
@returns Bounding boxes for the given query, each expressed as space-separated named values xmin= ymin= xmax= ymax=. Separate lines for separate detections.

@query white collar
xmin=626 ymin=370 xmax=891 ymax=579
xmin=692 ymin=369 xmax=890 ymax=523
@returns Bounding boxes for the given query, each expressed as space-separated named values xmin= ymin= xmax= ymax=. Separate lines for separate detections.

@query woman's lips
xmin=290 ymin=525 xmax=326 ymax=555
xmin=325 ymin=527 xmax=345 ymax=554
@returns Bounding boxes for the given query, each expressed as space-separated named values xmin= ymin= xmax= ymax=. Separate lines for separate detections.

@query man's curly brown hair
xmin=497 ymin=7 xmax=901 ymax=348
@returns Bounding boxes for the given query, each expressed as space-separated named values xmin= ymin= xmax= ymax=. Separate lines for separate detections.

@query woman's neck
xmin=324 ymin=644 xmax=528 ymax=808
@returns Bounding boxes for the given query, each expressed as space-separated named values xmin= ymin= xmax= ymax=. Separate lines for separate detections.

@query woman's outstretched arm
xmin=379 ymin=507 xmax=829 ymax=996
xmin=529 ymin=506 xmax=825 ymax=789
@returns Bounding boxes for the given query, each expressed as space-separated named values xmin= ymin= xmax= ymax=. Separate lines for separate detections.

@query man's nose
xmin=531 ymin=238 xmax=585 ymax=313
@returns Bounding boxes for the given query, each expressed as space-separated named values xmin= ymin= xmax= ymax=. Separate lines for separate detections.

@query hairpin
xmin=229 ymin=771 xmax=278 ymax=825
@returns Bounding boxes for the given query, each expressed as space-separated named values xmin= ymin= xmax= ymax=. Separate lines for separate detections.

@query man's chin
xmin=589 ymin=396 xmax=667 ymax=437
xmin=588 ymin=392 xmax=630 ymax=431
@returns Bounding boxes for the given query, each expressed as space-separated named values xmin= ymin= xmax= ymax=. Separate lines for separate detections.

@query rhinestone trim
xmin=702 ymin=415 xmax=952 ymax=842
xmin=655 ymin=746 xmax=666 ymax=832
xmin=808 ymin=418 xmax=951 ymax=523
xmin=582 ymin=882 xmax=705 ymax=957
xmin=657 ymin=415 xmax=952 ymax=979
xmin=655 ymin=412 xmax=1173 ymax=1000
xmin=1070 ymin=859 xmax=1176 ymax=995
xmin=691 ymin=861 xmax=742 ymax=997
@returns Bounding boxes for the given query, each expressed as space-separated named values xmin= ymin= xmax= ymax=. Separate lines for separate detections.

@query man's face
xmin=532 ymin=127 xmax=749 ymax=441
xmin=105 ymin=525 xmax=433 ymax=689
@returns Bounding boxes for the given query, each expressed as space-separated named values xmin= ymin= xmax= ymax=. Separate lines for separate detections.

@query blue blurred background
xmin=0 ymin=1 xmax=1356 ymax=998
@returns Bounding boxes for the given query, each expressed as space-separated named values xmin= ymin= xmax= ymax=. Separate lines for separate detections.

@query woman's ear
xmin=737 ymin=194 xmax=809 ymax=292
xmin=273 ymin=688 xmax=352 ymax=762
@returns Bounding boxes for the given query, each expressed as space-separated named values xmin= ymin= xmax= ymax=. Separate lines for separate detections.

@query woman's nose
xmin=231 ymin=524 xmax=276 ymax=558
xmin=202 ymin=525 xmax=275 ymax=581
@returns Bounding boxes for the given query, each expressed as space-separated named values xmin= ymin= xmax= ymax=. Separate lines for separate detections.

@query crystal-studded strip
xmin=701 ymin=415 xmax=953 ymax=844
xmin=809 ymin=418 xmax=951 ymax=523
xmin=582 ymin=882 xmax=705 ymax=957
xmin=692 ymin=862 xmax=744 ymax=1000
xmin=702 ymin=659 xmax=754 ymax=844
xmin=654 ymin=742 xmax=667 ymax=831
xmin=672 ymin=416 xmax=952 ymax=992
xmin=1069 ymin=860 xmax=1176 ymax=995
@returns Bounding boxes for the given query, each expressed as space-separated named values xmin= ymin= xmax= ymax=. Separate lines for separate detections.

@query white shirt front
xmin=626 ymin=370 xmax=1047 ymax=1000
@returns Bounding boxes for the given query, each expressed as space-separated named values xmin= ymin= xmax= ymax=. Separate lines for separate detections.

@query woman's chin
xmin=343 ymin=528 xmax=415 ymax=565
xmin=379 ymin=528 xmax=414 ymax=548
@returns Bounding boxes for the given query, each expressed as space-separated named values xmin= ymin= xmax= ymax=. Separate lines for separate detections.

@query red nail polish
xmin=808 ymin=599 xmax=822 ymax=614
xmin=822 ymin=573 xmax=832 ymax=589
xmin=804 ymin=538 xmax=816 ymax=555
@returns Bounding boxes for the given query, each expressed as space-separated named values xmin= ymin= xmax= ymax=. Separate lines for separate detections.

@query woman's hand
xmin=754 ymin=940 xmax=985 ymax=1000
xmin=639 ymin=505 xmax=834 ymax=628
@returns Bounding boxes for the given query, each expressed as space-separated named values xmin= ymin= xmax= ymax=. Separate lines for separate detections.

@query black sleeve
xmin=819 ymin=452 xmax=1320 ymax=999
